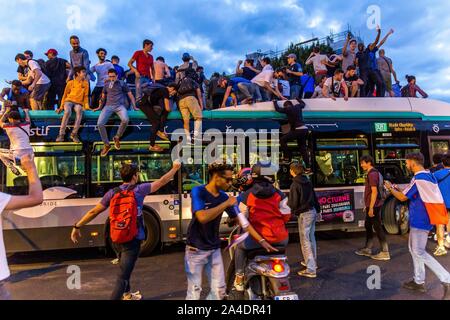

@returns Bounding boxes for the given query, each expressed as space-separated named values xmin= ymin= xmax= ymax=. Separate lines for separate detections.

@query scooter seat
xmin=246 ymin=247 xmax=286 ymax=260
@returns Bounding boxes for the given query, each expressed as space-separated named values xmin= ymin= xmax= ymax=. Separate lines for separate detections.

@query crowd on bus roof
xmin=0 ymin=26 xmax=430 ymax=155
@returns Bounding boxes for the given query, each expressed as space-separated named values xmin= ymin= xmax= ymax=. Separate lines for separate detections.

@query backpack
xmin=182 ymin=62 xmax=201 ymax=84
xmin=28 ymin=59 xmax=49 ymax=77
xmin=177 ymin=76 xmax=197 ymax=96
xmin=392 ymin=83 xmax=402 ymax=97
xmin=109 ymin=186 xmax=139 ymax=244
xmin=376 ymin=171 xmax=389 ymax=202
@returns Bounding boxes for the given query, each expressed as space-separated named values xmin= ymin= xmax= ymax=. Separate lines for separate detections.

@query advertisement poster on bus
xmin=316 ymin=189 xmax=355 ymax=223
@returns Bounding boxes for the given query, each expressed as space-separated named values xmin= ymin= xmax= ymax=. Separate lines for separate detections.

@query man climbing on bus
xmin=137 ymin=82 xmax=171 ymax=152
xmin=273 ymin=99 xmax=311 ymax=172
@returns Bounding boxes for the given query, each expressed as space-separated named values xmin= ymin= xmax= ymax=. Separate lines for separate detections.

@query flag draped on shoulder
xmin=415 ymin=172 xmax=449 ymax=225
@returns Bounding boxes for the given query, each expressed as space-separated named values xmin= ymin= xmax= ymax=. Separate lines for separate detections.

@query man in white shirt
xmin=305 ymin=47 xmax=329 ymax=84
xmin=322 ymin=69 xmax=349 ymax=101
xmin=0 ymin=155 xmax=43 ymax=300
xmin=251 ymin=57 xmax=285 ymax=101
xmin=91 ymin=48 xmax=115 ymax=109
xmin=15 ymin=54 xmax=51 ymax=111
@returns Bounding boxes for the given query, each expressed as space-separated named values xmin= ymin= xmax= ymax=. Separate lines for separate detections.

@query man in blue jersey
xmin=185 ymin=162 xmax=274 ymax=300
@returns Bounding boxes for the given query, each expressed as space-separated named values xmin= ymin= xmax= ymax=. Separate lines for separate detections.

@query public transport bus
xmin=1 ymin=97 xmax=450 ymax=256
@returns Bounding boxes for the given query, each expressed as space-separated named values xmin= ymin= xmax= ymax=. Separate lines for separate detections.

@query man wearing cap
xmin=45 ymin=49 xmax=70 ymax=110
xmin=175 ymin=53 xmax=198 ymax=83
xmin=286 ymin=53 xmax=303 ymax=99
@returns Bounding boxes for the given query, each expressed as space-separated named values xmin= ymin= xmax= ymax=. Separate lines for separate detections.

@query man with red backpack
xmin=70 ymin=160 xmax=181 ymax=300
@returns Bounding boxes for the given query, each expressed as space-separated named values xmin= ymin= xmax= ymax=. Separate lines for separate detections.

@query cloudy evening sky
xmin=0 ymin=0 xmax=449 ymax=101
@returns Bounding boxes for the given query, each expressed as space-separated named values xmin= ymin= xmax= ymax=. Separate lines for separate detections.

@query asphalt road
xmin=5 ymin=231 xmax=450 ymax=300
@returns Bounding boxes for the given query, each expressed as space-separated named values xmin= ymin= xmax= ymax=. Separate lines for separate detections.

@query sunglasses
xmin=220 ymin=176 xmax=233 ymax=183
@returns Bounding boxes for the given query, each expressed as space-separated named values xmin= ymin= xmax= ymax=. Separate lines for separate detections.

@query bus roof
xmin=27 ymin=98 xmax=450 ymax=121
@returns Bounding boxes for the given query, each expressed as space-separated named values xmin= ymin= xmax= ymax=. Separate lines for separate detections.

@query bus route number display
xmin=316 ymin=189 xmax=355 ymax=223
xmin=375 ymin=122 xmax=416 ymax=133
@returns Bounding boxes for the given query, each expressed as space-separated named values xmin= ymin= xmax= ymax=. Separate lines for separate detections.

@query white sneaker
xmin=122 ymin=291 xmax=142 ymax=300
xmin=111 ymin=258 xmax=119 ymax=265
xmin=233 ymin=274 xmax=245 ymax=292
xmin=434 ymin=246 xmax=448 ymax=257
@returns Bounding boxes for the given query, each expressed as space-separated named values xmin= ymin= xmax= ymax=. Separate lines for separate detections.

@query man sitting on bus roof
xmin=344 ymin=66 xmax=364 ymax=98
xmin=56 ymin=66 xmax=90 ymax=143
xmin=94 ymin=68 xmax=137 ymax=157
xmin=322 ymin=69 xmax=349 ymax=101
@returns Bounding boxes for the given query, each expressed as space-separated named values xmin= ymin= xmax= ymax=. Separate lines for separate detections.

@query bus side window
xmin=6 ymin=153 xmax=86 ymax=198
xmin=374 ymin=136 xmax=420 ymax=184
xmin=314 ymin=137 xmax=369 ymax=186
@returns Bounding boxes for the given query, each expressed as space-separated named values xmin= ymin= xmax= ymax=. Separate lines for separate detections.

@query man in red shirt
xmin=128 ymin=39 xmax=156 ymax=100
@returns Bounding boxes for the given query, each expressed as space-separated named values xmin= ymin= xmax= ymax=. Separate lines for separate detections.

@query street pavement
xmin=5 ymin=231 xmax=450 ymax=300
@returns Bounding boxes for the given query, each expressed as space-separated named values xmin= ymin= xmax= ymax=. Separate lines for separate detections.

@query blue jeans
xmin=110 ymin=238 xmax=141 ymax=300
xmin=235 ymin=235 xmax=289 ymax=274
xmin=409 ymin=227 xmax=450 ymax=285
xmin=185 ymin=247 xmax=226 ymax=300
xmin=97 ymin=105 xmax=129 ymax=145
xmin=290 ymin=84 xmax=301 ymax=100
xmin=237 ymin=82 xmax=254 ymax=100
xmin=136 ymin=76 xmax=151 ymax=100
xmin=298 ymin=209 xmax=317 ymax=273
xmin=59 ymin=101 xmax=83 ymax=136
xmin=253 ymin=84 xmax=271 ymax=101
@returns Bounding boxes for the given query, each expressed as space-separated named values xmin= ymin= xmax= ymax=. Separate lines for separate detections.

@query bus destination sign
xmin=374 ymin=122 xmax=416 ymax=133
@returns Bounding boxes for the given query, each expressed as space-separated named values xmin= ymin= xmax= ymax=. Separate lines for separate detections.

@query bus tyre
xmin=383 ymin=198 xmax=409 ymax=235
xmin=139 ymin=211 xmax=160 ymax=257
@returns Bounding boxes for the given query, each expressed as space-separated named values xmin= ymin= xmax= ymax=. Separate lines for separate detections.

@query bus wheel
xmin=140 ymin=211 xmax=161 ymax=257
xmin=383 ymin=198 xmax=409 ymax=235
